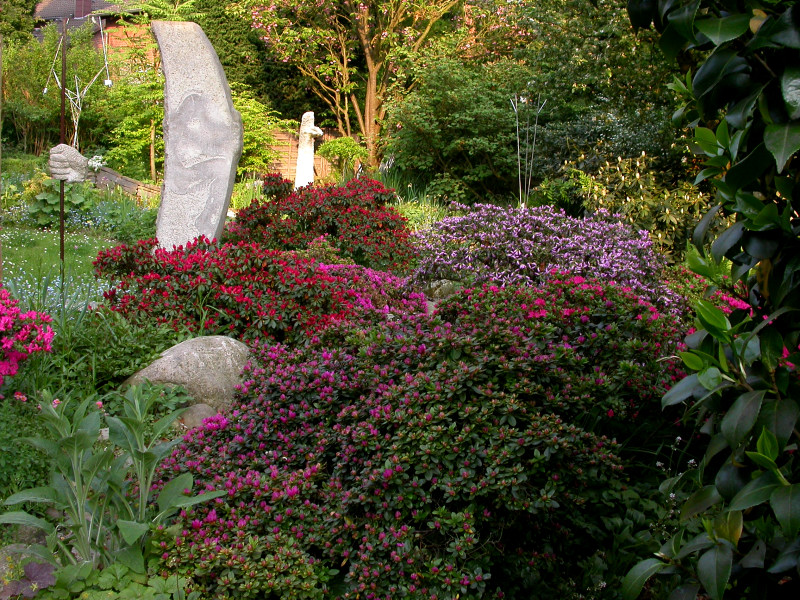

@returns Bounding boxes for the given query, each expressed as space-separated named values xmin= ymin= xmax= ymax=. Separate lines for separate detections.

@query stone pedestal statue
xmin=151 ymin=21 xmax=243 ymax=250
xmin=48 ymin=144 xmax=89 ymax=183
xmin=294 ymin=111 xmax=323 ymax=189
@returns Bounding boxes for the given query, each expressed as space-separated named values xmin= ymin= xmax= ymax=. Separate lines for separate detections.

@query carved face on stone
xmin=173 ymin=92 xmax=239 ymax=171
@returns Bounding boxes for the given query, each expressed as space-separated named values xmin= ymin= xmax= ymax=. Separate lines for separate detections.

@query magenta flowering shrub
xmin=223 ymin=177 xmax=417 ymax=274
xmin=0 ymin=287 xmax=54 ymax=388
xmin=94 ymin=238 xmax=425 ymax=344
xmin=154 ymin=275 xmax=684 ymax=598
xmin=412 ymin=203 xmax=680 ymax=311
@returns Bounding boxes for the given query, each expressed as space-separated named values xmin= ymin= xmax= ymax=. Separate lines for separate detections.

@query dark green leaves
xmin=663 ymin=373 xmax=701 ymax=407
xmin=697 ymin=544 xmax=732 ymax=600
xmin=770 ymin=484 xmax=800 ymax=538
xmin=695 ymin=15 xmax=749 ymax=45
xmin=764 ymin=121 xmax=800 ymax=173
xmin=729 ymin=471 xmax=781 ymax=511
xmin=681 ymin=485 xmax=722 ymax=521
xmin=692 ymin=49 xmax=748 ymax=102
xmin=622 ymin=558 xmax=667 ymax=600
xmin=720 ymin=391 xmax=765 ymax=448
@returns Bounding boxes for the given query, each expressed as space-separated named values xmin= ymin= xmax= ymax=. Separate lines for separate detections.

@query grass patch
xmin=0 ymin=225 xmax=116 ymax=311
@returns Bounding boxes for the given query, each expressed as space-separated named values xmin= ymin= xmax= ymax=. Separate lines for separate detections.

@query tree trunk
xmin=363 ymin=62 xmax=381 ymax=170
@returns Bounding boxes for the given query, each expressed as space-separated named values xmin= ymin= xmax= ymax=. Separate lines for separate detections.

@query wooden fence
xmin=90 ymin=167 xmax=161 ymax=204
xmin=267 ymin=129 xmax=338 ymax=182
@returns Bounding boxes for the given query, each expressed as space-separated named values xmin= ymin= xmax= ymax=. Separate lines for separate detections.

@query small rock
xmin=423 ymin=279 xmax=463 ymax=301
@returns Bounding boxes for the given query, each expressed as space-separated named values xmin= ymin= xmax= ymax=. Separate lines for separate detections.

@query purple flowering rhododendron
xmin=411 ymin=203 xmax=681 ymax=312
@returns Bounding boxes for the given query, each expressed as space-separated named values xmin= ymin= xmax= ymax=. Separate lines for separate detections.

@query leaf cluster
xmin=620 ymin=2 xmax=800 ymax=599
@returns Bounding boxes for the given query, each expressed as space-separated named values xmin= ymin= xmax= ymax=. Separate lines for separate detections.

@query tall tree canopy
xmin=236 ymin=0 xmax=525 ymax=168
xmin=0 ymin=0 xmax=36 ymax=42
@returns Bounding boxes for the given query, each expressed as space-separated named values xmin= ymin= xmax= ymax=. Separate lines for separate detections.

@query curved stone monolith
xmin=152 ymin=21 xmax=243 ymax=250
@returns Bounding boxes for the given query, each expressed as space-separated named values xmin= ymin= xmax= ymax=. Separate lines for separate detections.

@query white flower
xmin=88 ymin=155 xmax=107 ymax=172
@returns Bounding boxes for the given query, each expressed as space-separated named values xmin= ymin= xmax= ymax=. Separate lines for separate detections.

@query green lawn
xmin=0 ymin=225 xmax=118 ymax=311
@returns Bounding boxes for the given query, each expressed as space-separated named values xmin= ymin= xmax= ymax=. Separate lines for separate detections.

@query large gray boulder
xmin=125 ymin=336 xmax=249 ymax=413
xmin=152 ymin=21 xmax=243 ymax=250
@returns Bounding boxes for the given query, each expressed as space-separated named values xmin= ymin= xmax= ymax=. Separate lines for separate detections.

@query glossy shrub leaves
xmin=621 ymin=1 xmax=800 ymax=599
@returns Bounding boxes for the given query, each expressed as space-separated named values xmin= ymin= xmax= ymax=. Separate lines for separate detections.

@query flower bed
xmin=94 ymin=237 xmax=425 ymax=344
xmin=0 ymin=287 xmax=54 ymax=389
xmin=154 ymin=275 xmax=684 ymax=598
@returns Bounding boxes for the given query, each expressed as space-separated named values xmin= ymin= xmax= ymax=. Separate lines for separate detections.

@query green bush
xmin=384 ymin=57 xmax=527 ymax=204
xmin=0 ymin=396 xmax=47 ymax=507
xmin=15 ymin=306 xmax=188 ymax=399
xmin=87 ymin=194 xmax=157 ymax=244
xmin=317 ymin=136 xmax=368 ymax=181
xmin=570 ymin=152 xmax=719 ymax=261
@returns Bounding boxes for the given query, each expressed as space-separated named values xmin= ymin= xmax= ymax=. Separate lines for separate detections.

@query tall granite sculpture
xmin=294 ymin=112 xmax=323 ymax=189
xmin=152 ymin=21 xmax=243 ymax=250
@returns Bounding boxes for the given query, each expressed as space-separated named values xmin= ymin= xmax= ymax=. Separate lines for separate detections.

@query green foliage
xmin=0 ymin=0 xmax=37 ymax=43
xmin=35 ymin=563 xmax=197 ymax=600
xmin=391 ymin=195 xmax=451 ymax=231
xmin=229 ymin=177 xmax=263 ymax=212
xmin=27 ymin=179 xmax=98 ymax=228
xmin=0 ymin=387 xmax=225 ymax=576
xmin=0 ymin=153 xmax=47 ymax=178
xmin=317 ymin=136 xmax=368 ymax=181
xmin=192 ymin=0 xmax=313 ymax=113
xmin=0 ymin=397 xmax=47 ymax=507
xmin=528 ymin=175 xmax=586 ymax=217
xmin=519 ymin=0 xmax=679 ymax=175
xmin=87 ymin=195 xmax=158 ymax=245
xmin=96 ymin=20 xmax=164 ymax=182
xmin=16 ymin=304 xmax=188 ymax=399
xmin=101 ymin=76 xmax=164 ymax=182
xmin=230 ymin=84 xmax=292 ymax=176
xmin=619 ymin=1 xmax=800 ymax=599
xmin=0 ymin=173 xmax=24 ymax=211
xmin=1 ymin=22 xmax=109 ymax=154
xmin=573 ymin=152 xmax=720 ymax=261
xmin=136 ymin=0 xmax=199 ymax=21
xmin=385 ymin=57 xmax=525 ymax=203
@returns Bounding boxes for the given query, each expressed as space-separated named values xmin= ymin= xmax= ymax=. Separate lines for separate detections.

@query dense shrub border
xmin=224 ymin=177 xmax=417 ymax=274
xmin=411 ymin=203 xmax=681 ymax=313
xmin=94 ymin=237 xmax=425 ymax=344
xmin=154 ymin=275 xmax=685 ymax=598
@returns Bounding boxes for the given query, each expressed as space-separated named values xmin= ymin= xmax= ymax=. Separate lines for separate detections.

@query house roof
xmin=35 ymin=1 xmax=135 ymax=20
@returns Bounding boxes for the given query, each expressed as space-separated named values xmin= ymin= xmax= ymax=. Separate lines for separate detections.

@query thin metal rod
xmin=60 ymin=18 xmax=68 ymax=266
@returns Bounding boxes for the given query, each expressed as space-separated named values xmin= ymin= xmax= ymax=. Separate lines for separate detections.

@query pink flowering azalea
xmin=0 ymin=287 xmax=54 ymax=387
